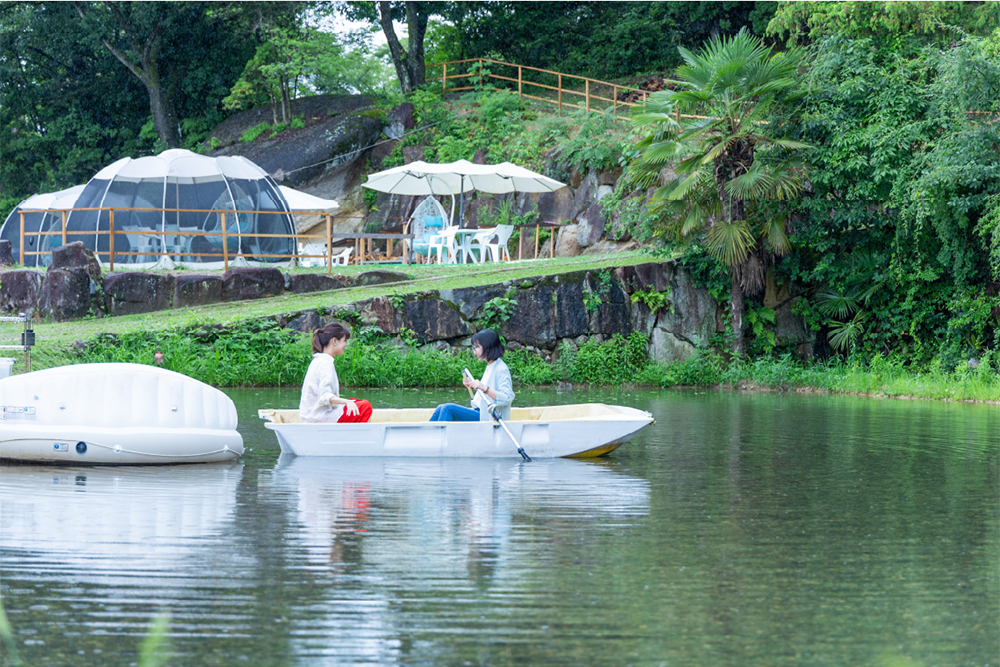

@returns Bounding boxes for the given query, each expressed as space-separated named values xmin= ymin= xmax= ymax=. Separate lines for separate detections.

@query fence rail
xmin=428 ymin=57 xmax=702 ymax=124
xmin=17 ymin=207 xmax=416 ymax=275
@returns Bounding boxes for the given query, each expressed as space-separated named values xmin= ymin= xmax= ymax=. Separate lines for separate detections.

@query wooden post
xmin=325 ymin=214 xmax=332 ymax=277
xmin=558 ymin=74 xmax=563 ymax=114
xmin=612 ymin=85 xmax=618 ymax=118
xmin=518 ymin=65 xmax=522 ymax=100
xmin=221 ymin=212 xmax=229 ymax=271
xmin=534 ymin=224 xmax=540 ymax=259
xmin=442 ymin=63 xmax=448 ymax=98
xmin=551 ymin=226 xmax=556 ymax=258
xmin=108 ymin=208 xmax=115 ymax=272
xmin=61 ymin=210 xmax=67 ymax=245
xmin=585 ymin=79 xmax=590 ymax=113
xmin=675 ymin=107 xmax=680 ymax=125
xmin=19 ymin=212 xmax=24 ymax=266
xmin=518 ymin=229 xmax=523 ymax=261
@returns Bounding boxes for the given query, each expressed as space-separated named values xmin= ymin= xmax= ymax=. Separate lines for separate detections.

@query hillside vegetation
xmin=2 ymin=1 xmax=999 ymax=384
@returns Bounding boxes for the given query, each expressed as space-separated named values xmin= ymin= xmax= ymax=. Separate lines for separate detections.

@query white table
xmin=454 ymin=228 xmax=496 ymax=264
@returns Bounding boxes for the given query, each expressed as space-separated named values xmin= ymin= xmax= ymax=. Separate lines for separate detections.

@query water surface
xmin=2 ymin=387 xmax=997 ymax=666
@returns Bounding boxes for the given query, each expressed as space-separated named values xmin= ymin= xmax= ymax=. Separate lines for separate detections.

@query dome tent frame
xmin=0 ymin=185 xmax=86 ymax=267
xmin=63 ymin=149 xmax=296 ymax=269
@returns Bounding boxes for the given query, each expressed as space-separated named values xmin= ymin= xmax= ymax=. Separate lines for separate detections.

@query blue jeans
xmin=430 ymin=403 xmax=480 ymax=422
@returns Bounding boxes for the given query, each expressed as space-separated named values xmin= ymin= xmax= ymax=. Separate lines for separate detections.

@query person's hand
xmin=462 ymin=375 xmax=476 ymax=390
xmin=344 ymin=400 xmax=360 ymax=417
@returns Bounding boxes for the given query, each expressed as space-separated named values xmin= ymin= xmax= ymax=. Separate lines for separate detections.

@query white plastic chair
xmin=429 ymin=225 xmax=461 ymax=264
xmin=298 ymin=243 xmax=352 ymax=267
xmin=471 ymin=224 xmax=514 ymax=263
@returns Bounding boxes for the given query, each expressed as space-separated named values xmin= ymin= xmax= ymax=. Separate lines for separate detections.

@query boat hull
xmin=261 ymin=404 xmax=653 ymax=458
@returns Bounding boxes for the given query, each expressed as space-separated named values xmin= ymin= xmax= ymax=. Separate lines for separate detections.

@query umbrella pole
xmin=459 ymin=176 xmax=465 ymax=229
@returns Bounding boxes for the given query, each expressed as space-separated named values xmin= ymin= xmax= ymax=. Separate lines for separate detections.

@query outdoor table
xmin=455 ymin=228 xmax=497 ymax=264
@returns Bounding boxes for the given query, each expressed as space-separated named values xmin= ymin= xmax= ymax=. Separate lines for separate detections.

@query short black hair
xmin=471 ymin=328 xmax=504 ymax=362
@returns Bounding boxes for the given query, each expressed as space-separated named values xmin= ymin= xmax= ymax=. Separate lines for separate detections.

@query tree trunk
xmin=379 ymin=1 xmax=427 ymax=94
xmin=729 ymin=269 xmax=745 ymax=356
xmin=145 ymin=74 xmax=181 ymax=148
xmin=379 ymin=1 xmax=412 ymax=95
xmin=730 ymin=271 xmax=745 ymax=356
xmin=280 ymin=76 xmax=291 ymax=124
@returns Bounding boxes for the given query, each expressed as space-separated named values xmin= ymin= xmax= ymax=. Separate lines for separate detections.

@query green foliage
xmin=784 ymin=30 xmax=1000 ymax=364
xmin=568 ymin=333 xmax=650 ymax=385
xmin=240 ymin=122 xmax=273 ymax=144
xmin=138 ymin=613 xmax=172 ymax=667
xmin=555 ymin=110 xmax=629 ymax=172
xmin=479 ymin=293 xmax=518 ymax=331
xmin=630 ymin=287 xmax=673 ymax=313
xmin=455 ymin=2 xmax=777 ymax=80
xmin=745 ymin=305 xmax=776 ymax=355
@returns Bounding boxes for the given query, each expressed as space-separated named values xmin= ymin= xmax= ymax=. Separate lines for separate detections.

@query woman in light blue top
xmin=430 ymin=329 xmax=514 ymax=421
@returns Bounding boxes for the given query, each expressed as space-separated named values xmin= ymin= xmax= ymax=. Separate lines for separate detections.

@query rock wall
xmin=0 ymin=243 xmax=816 ymax=362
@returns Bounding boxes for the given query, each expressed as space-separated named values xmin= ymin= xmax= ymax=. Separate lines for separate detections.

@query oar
xmin=464 ymin=368 xmax=531 ymax=461
xmin=487 ymin=404 xmax=532 ymax=462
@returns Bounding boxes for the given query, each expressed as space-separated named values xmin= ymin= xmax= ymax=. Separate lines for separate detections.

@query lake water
xmin=2 ymin=387 xmax=997 ymax=667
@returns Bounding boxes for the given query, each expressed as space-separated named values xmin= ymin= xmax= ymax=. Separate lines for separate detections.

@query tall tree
xmin=343 ymin=1 xmax=435 ymax=94
xmin=629 ymin=29 xmax=811 ymax=355
xmin=70 ymin=2 xmax=252 ymax=149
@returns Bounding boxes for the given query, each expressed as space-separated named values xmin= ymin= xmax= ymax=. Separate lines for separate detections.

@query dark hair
xmin=471 ymin=328 xmax=504 ymax=362
xmin=312 ymin=322 xmax=351 ymax=353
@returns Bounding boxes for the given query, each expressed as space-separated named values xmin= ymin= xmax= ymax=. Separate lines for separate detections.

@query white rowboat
xmin=258 ymin=404 xmax=653 ymax=458
xmin=0 ymin=363 xmax=244 ymax=464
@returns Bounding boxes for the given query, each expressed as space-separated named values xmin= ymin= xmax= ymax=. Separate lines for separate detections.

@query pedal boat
xmin=258 ymin=404 xmax=653 ymax=458
xmin=0 ymin=363 xmax=244 ymax=465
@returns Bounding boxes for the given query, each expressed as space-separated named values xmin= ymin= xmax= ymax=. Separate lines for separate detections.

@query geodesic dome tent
xmin=64 ymin=148 xmax=295 ymax=267
xmin=0 ymin=185 xmax=86 ymax=267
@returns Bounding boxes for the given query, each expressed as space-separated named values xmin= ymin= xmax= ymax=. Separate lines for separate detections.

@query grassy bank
xmin=56 ymin=318 xmax=1000 ymax=403
xmin=27 ymin=250 xmax=664 ymax=355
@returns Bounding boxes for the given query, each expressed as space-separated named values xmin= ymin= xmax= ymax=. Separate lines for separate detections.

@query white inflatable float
xmin=0 ymin=363 xmax=244 ymax=464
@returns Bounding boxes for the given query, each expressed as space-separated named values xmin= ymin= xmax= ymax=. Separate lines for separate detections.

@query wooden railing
xmin=17 ymin=207 xmax=415 ymax=275
xmin=430 ymin=58 xmax=648 ymax=120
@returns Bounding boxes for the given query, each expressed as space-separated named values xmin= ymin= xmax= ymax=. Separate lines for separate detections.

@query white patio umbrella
xmin=362 ymin=160 xmax=565 ymax=227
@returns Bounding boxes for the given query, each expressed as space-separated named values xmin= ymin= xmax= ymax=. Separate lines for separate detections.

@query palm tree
xmin=629 ymin=29 xmax=811 ymax=355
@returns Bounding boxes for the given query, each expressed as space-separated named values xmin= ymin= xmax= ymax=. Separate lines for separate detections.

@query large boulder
xmin=49 ymin=242 xmax=101 ymax=282
xmin=103 ymin=273 xmax=175 ymax=316
xmin=654 ymin=267 xmax=720 ymax=349
xmin=439 ymin=284 xmax=508 ymax=320
xmin=38 ymin=269 xmax=101 ymax=321
xmin=0 ymin=270 xmax=43 ymax=315
xmin=503 ymin=280 xmax=558 ymax=349
xmin=354 ymin=270 xmax=408 ymax=287
xmin=384 ymin=102 xmax=415 ymax=140
xmin=286 ymin=273 xmax=351 ymax=294
xmin=554 ymin=224 xmax=581 ymax=258
xmin=553 ymin=277 xmax=589 ymax=339
xmin=576 ymin=202 xmax=605 ymax=248
xmin=0 ymin=240 xmax=12 ymax=267
xmin=403 ymin=297 xmax=469 ymax=343
xmin=222 ymin=268 xmax=284 ymax=301
xmin=174 ymin=275 xmax=223 ymax=308
xmin=359 ymin=295 xmax=402 ymax=335
xmin=38 ymin=242 xmax=103 ymax=320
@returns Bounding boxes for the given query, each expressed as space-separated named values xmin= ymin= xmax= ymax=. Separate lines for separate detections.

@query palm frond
xmin=682 ymin=205 xmax=707 ymax=236
xmin=828 ymin=312 xmax=866 ymax=352
xmin=706 ymin=217 xmax=754 ymax=267
xmin=816 ymin=290 xmax=860 ymax=319
xmin=762 ymin=217 xmax=790 ymax=255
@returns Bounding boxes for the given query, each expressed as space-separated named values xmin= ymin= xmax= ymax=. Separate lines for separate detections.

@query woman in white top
xmin=430 ymin=329 xmax=514 ymax=422
xmin=299 ymin=323 xmax=372 ymax=423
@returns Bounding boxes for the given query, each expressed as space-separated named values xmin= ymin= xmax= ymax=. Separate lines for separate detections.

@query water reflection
xmin=273 ymin=455 xmax=649 ymax=571
xmin=2 ymin=463 xmax=243 ymax=568
xmin=268 ymin=456 xmax=650 ymax=663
